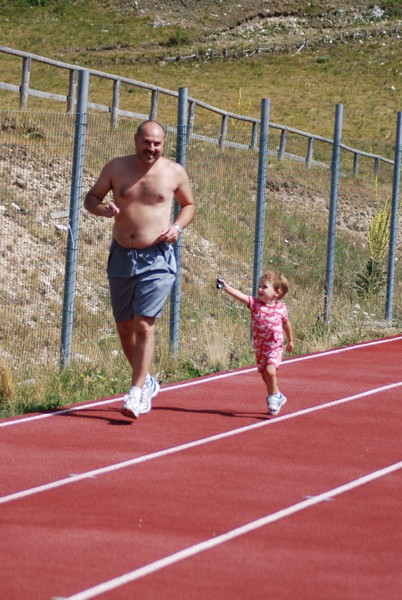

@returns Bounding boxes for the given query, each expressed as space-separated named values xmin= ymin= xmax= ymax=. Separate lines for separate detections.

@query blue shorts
xmin=107 ymin=239 xmax=177 ymax=322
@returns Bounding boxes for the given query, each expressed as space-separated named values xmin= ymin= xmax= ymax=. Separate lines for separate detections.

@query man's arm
xmin=173 ymin=165 xmax=196 ymax=231
xmin=159 ymin=163 xmax=196 ymax=243
xmin=84 ymin=162 xmax=120 ymax=218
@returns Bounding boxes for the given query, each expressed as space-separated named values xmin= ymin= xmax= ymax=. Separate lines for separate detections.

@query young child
xmin=217 ymin=271 xmax=294 ymax=416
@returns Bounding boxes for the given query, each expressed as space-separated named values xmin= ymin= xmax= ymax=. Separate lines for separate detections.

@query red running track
xmin=1 ymin=336 xmax=401 ymax=599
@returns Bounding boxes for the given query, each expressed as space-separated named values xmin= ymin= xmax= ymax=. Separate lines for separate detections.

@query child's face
xmin=257 ymin=279 xmax=280 ymax=304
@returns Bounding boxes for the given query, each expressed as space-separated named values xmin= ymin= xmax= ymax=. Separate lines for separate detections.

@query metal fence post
xmin=252 ymin=98 xmax=270 ymax=297
xmin=169 ymin=87 xmax=188 ymax=356
xmin=324 ymin=103 xmax=343 ymax=323
xmin=60 ymin=69 xmax=89 ymax=368
xmin=385 ymin=110 xmax=402 ymax=321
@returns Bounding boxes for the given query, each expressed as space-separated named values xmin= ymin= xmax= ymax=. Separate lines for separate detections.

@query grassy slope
xmin=0 ymin=1 xmax=401 ymax=153
xmin=0 ymin=0 xmax=401 ymax=414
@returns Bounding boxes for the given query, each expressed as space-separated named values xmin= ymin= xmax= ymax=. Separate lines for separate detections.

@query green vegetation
xmin=356 ymin=199 xmax=391 ymax=299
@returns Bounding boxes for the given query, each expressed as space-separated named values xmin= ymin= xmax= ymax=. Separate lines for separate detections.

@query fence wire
xmin=0 ymin=109 xmax=400 ymax=382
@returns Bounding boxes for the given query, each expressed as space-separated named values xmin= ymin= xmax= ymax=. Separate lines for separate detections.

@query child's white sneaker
xmin=267 ymin=392 xmax=287 ymax=416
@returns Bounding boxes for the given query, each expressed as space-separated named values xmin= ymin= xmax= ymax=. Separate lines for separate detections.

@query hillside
xmin=0 ymin=0 xmax=401 ymax=412
xmin=100 ymin=0 xmax=401 ymax=34
xmin=1 ymin=0 xmax=401 ymax=284
xmin=1 ymin=1 xmax=400 ymax=149
xmin=3 ymin=1 xmax=401 ymax=61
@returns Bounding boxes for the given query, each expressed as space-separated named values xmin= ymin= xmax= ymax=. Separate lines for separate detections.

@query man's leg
xmin=116 ymin=315 xmax=155 ymax=389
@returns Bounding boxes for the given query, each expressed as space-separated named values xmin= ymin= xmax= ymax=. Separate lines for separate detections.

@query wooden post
xmin=219 ymin=114 xmax=228 ymax=148
xmin=278 ymin=128 xmax=287 ymax=160
xmin=150 ymin=88 xmax=159 ymax=120
xmin=67 ymin=69 xmax=78 ymax=114
xmin=20 ymin=55 xmax=31 ymax=109
xmin=306 ymin=136 xmax=314 ymax=168
xmin=111 ymin=78 xmax=121 ymax=129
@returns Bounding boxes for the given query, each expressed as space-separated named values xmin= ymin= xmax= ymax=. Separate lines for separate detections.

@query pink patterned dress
xmin=248 ymin=296 xmax=289 ymax=371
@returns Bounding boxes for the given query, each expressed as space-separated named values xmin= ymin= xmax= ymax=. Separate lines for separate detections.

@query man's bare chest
xmin=118 ymin=175 xmax=174 ymax=203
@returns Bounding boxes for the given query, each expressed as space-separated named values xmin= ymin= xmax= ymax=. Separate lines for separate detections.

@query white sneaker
xmin=139 ymin=376 xmax=160 ymax=415
xmin=121 ymin=393 xmax=140 ymax=419
xmin=267 ymin=392 xmax=287 ymax=416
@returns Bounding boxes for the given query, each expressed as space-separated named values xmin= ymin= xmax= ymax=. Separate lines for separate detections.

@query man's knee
xmin=134 ymin=316 xmax=155 ymax=339
xmin=116 ymin=319 xmax=135 ymax=340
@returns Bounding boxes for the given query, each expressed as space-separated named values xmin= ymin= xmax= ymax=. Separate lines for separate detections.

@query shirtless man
xmin=84 ymin=120 xmax=196 ymax=419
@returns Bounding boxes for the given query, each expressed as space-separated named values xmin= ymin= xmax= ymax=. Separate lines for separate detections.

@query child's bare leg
xmin=262 ymin=364 xmax=278 ymax=396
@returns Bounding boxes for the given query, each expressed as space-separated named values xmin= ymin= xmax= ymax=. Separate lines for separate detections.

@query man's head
xmin=134 ymin=120 xmax=166 ymax=165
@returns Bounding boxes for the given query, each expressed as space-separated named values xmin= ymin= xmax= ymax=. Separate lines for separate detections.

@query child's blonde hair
xmin=260 ymin=271 xmax=289 ymax=299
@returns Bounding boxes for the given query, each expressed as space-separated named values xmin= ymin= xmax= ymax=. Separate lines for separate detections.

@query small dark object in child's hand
xmin=216 ymin=277 xmax=224 ymax=289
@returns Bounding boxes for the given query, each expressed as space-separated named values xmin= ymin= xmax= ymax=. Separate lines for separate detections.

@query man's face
xmin=134 ymin=124 xmax=165 ymax=165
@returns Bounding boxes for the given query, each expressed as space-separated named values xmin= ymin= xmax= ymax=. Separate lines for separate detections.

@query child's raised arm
xmin=217 ymin=278 xmax=249 ymax=305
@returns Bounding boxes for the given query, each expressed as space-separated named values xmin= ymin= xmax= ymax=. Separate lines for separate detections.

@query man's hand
xmin=103 ymin=202 xmax=120 ymax=218
xmin=159 ymin=225 xmax=181 ymax=244
xmin=84 ymin=192 xmax=120 ymax=218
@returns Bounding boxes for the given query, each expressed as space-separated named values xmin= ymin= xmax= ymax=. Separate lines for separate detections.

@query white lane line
xmin=60 ymin=460 xmax=402 ymax=600
xmin=1 ymin=335 xmax=401 ymax=429
xmin=1 ymin=381 xmax=401 ymax=506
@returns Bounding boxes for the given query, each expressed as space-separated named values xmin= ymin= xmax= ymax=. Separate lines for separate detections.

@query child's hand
xmin=286 ymin=341 xmax=294 ymax=353
xmin=216 ymin=278 xmax=249 ymax=305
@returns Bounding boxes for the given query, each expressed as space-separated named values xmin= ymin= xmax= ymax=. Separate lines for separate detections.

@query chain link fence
xmin=0 ymin=107 xmax=400 ymax=385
